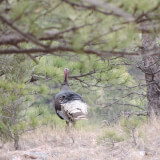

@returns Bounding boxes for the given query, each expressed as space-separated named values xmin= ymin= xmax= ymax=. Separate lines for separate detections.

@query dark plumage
xmin=53 ymin=68 xmax=88 ymax=126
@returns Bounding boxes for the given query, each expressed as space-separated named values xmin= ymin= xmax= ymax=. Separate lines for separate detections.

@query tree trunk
xmin=142 ymin=27 xmax=160 ymax=116
xmin=14 ymin=134 xmax=19 ymax=150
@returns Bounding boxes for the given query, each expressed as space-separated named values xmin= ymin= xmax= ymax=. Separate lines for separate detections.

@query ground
xmin=0 ymin=119 xmax=160 ymax=160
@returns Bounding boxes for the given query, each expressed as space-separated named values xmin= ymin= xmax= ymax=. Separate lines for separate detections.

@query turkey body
xmin=55 ymin=91 xmax=87 ymax=123
xmin=53 ymin=68 xmax=88 ymax=125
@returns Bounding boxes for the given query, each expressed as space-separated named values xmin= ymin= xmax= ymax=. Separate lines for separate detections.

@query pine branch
xmin=0 ymin=46 xmax=138 ymax=57
xmin=0 ymin=23 xmax=94 ymax=46
xmin=0 ymin=15 xmax=48 ymax=49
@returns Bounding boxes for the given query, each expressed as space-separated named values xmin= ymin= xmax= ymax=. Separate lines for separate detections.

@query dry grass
xmin=1 ymin=118 xmax=160 ymax=160
xmin=0 ymin=122 xmax=106 ymax=160
xmin=100 ymin=117 xmax=160 ymax=160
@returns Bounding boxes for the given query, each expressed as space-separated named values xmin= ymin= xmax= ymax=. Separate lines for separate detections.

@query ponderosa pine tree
xmin=0 ymin=55 xmax=44 ymax=150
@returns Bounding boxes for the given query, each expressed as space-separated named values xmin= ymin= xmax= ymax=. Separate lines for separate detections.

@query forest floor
xmin=0 ymin=120 xmax=160 ymax=160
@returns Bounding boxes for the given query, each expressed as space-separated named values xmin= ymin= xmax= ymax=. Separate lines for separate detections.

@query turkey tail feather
xmin=61 ymin=100 xmax=88 ymax=121
xmin=72 ymin=112 xmax=87 ymax=120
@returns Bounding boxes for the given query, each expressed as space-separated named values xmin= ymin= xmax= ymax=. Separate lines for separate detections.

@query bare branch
xmin=104 ymin=92 xmax=146 ymax=108
xmin=116 ymin=103 xmax=146 ymax=111
xmin=80 ymin=0 xmax=135 ymax=22
xmin=69 ymin=70 xmax=96 ymax=79
xmin=64 ymin=0 xmax=135 ymax=22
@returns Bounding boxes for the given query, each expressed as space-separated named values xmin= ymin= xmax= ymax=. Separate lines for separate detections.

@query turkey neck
xmin=61 ymin=69 xmax=70 ymax=92
xmin=61 ymin=84 xmax=70 ymax=92
xmin=64 ymin=71 xmax=68 ymax=84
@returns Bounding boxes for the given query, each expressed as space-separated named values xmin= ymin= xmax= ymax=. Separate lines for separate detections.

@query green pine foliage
xmin=0 ymin=55 xmax=42 ymax=148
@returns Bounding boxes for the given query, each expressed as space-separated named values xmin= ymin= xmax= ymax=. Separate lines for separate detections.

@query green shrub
xmin=98 ymin=129 xmax=126 ymax=144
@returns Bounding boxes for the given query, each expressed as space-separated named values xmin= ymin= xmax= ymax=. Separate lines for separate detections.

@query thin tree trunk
xmin=14 ymin=134 xmax=19 ymax=150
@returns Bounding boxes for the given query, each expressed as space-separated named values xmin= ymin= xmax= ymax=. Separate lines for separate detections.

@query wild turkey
xmin=53 ymin=68 xmax=88 ymax=126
